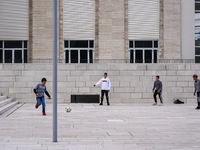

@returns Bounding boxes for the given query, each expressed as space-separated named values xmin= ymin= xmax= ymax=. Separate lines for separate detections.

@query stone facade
xmin=163 ymin=0 xmax=181 ymax=59
xmin=29 ymin=0 xmax=60 ymax=60
xmin=26 ymin=0 xmax=193 ymax=61
xmin=0 ymin=63 xmax=199 ymax=104
xmin=98 ymin=0 xmax=125 ymax=59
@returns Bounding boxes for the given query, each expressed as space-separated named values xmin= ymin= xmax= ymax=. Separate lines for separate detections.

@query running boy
xmin=94 ymin=73 xmax=111 ymax=106
xmin=152 ymin=76 xmax=163 ymax=106
xmin=34 ymin=78 xmax=51 ymax=115
xmin=193 ymin=74 xmax=200 ymax=109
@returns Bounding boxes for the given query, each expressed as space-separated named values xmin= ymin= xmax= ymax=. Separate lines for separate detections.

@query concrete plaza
xmin=0 ymin=103 xmax=200 ymax=150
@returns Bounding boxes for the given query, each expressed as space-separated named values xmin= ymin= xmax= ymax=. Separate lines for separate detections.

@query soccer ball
xmin=65 ymin=107 xmax=71 ymax=113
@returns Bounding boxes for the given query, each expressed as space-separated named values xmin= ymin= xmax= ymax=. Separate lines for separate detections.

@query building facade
xmin=0 ymin=0 xmax=196 ymax=63
xmin=0 ymin=0 xmax=199 ymax=104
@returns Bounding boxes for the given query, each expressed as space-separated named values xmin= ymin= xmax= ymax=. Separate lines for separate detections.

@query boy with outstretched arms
xmin=94 ymin=73 xmax=111 ymax=106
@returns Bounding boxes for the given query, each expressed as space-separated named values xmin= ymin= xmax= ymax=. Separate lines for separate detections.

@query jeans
xmin=36 ymin=96 xmax=45 ymax=112
xmin=153 ymin=90 xmax=163 ymax=103
xmin=197 ymin=92 xmax=200 ymax=107
xmin=101 ymin=90 xmax=109 ymax=103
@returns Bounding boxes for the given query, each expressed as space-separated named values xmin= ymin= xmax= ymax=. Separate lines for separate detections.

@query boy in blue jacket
xmin=34 ymin=78 xmax=51 ymax=116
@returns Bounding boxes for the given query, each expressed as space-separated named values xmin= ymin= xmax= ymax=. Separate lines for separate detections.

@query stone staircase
xmin=0 ymin=93 xmax=19 ymax=115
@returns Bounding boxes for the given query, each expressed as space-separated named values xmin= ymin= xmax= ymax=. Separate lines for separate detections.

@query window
xmin=196 ymin=0 xmax=200 ymax=63
xmin=64 ymin=40 xmax=94 ymax=63
xmin=129 ymin=40 xmax=158 ymax=63
xmin=0 ymin=41 xmax=28 ymax=63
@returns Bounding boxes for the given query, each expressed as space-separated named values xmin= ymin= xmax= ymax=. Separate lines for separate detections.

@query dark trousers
xmin=197 ymin=92 xmax=200 ymax=107
xmin=101 ymin=90 xmax=109 ymax=103
xmin=153 ymin=90 xmax=163 ymax=103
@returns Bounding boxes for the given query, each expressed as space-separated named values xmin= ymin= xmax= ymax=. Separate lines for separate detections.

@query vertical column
xmin=29 ymin=0 xmax=33 ymax=62
xmin=98 ymin=0 xmax=125 ymax=60
xmin=163 ymin=0 xmax=181 ymax=59
xmin=181 ymin=0 xmax=195 ymax=59
xmin=159 ymin=0 xmax=164 ymax=59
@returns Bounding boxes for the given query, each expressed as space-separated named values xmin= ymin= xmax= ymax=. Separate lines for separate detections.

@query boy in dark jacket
xmin=152 ymin=76 xmax=163 ymax=106
xmin=193 ymin=74 xmax=200 ymax=109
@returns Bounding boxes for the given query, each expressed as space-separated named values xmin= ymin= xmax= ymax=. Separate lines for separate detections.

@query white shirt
xmin=95 ymin=77 xmax=111 ymax=90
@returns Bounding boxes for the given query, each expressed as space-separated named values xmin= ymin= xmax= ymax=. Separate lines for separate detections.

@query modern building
xmin=0 ymin=0 xmax=199 ymax=104
xmin=0 ymin=0 xmax=197 ymax=63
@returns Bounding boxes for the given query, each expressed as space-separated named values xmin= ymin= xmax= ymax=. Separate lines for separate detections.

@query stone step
xmin=0 ymin=96 xmax=7 ymax=101
xmin=0 ymin=101 xmax=19 ymax=115
xmin=0 ymin=99 xmax=13 ymax=108
xmin=0 ymin=103 xmax=24 ymax=119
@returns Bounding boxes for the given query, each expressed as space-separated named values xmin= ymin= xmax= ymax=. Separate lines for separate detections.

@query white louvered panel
xmin=128 ymin=0 xmax=159 ymax=40
xmin=63 ymin=0 xmax=95 ymax=40
xmin=0 ymin=0 xmax=29 ymax=40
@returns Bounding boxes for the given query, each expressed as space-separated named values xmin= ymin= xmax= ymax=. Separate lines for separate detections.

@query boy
xmin=152 ymin=76 xmax=163 ymax=106
xmin=34 ymin=78 xmax=51 ymax=115
xmin=193 ymin=74 xmax=200 ymax=109
xmin=94 ymin=73 xmax=111 ymax=106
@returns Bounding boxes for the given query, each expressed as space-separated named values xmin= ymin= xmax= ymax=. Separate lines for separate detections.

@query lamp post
xmin=53 ymin=0 xmax=57 ymax=142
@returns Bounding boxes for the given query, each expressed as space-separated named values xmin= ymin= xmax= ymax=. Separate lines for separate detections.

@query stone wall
xmin=0 ymin=63 xmax=199 ymax=104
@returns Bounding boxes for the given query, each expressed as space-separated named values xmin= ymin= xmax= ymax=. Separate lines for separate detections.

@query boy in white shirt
xmin=94 ymin=73 xmax=111 ymax=105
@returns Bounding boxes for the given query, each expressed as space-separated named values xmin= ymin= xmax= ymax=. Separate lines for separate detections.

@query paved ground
xmin=0 ymin=103 xmax=200 ymax=150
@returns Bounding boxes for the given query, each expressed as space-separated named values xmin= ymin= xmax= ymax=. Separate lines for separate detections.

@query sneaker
xmin=107 ymin=102 xmax=110 ymax=106
xmin=195 ymin=106 xmax=200 ymax=109
xmin=43 ymin=111 xmax=46 ymax=116
xmin=153 ymin=103 xmax=157 ymax=106
xmin=99 ymin=103 xmax=103 ymax=105
xmin=35 ymin=103 xmax=38 ymax=109
xmin=159 ymin=103 xmax=163 ymax=106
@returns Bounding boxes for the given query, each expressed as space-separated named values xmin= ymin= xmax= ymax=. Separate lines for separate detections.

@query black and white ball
xmin=65 ymin=107 xmax=71 ymax=113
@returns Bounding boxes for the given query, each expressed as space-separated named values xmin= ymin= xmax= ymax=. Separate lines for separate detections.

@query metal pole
xmin=53 ymin=0 xmax=57 ymax=142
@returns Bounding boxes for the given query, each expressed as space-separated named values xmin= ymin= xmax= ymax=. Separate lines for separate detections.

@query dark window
xmin=71 ymin=50 xmax=78 ymax=63
xmin=4 ymin=41 xmax=22 ymax=48
xmin=154 ymin=41 xmax=158 ymax=48
xmin=196 ymin=47 xmax=200 ymax=55
xmin=24 ymin=41 xmax=27 ymax=48
xmin=80 ymin=50 xmax=88 ymax=63
xmin=5 ymin=50 xmax=12 ymax=63
xmin=14 ymin=50 xmax=22 ymax=63
xmin=154 ymin=50 xmax=157 ymax=63
xmin=89 ymin=50 xmax=93 ymax=63
xmin=65 ymin=50 xmax=69 ymax=63
xmin=0 ymin=50 xmax=2 ymax=63
xmin=64 ymin=41 xmax=69 ymax=48
xmin=135 ymin=41 xmax=152 ymax=48
xmin=195 ymin=56 xmax=200 ymax=63
xmin=195 ymin=39 xmax=200 ymax=46
xmin=129 ymin=41 xmax=133 ymax=48
xmin=145 ymin=50 xmax=152 ymax=63
xmin=89 ymin=41 xmax=94 ymax=48
xmin=135 ymin=50 xmax=143 ymax=63
xmin=196 ymin=3 xmax=200 ymax=10
xmin=130 ymin=50 xmax=133 ymax=63
xmin=24 ymin=50 xmax=27 ymax=63
xmin=70 ymin=41 xmax=88 ymax=48
xmin=0 ymin=41 xmax=2 ymax=48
